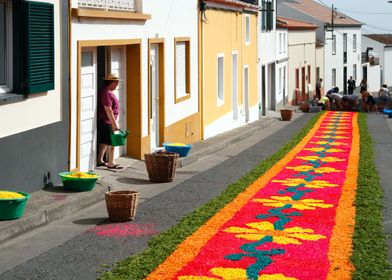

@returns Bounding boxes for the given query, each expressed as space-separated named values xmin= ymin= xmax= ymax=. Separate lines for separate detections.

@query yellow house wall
xmin=202 ymin=9 xmax=258 ymax=126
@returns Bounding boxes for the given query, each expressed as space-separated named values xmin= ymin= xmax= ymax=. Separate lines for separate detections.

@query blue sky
xmin=314 ymin=0 xmax=392 ymax=34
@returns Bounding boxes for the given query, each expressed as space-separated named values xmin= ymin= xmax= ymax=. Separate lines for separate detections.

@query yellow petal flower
xmin=254 ymin=196 xmax=334 ymax=210
xmin=179 ymin=268 xmax=298 ymax=280
xmin=225 ymin=222 xmax=326 ymax=245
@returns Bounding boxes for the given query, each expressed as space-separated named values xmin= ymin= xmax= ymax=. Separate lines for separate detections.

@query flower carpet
xmin=147 ymin=112 xmax=359 ymax=280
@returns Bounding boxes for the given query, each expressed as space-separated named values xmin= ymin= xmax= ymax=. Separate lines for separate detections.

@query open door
xmin=79 ymin=48 xmax=97 ymax=172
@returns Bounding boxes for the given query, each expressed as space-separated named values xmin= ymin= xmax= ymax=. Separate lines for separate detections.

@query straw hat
xmin=103 ymin=73 xmax=120 ymax=81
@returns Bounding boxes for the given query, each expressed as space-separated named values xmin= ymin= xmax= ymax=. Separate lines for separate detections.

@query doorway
xmin=232 ymin=52 xmax=238 ymax=120
xmin=343 ymin=66 xmax=347 ymax=94
xmin=244 ymin=66 xmax=249 ymax=123
xmin=268 ymin=63 xmax=276 ymax=110
xmin=148 ymin=39 xmax=165 ymax=151
xmin=261 ymin=65 xmax=266 ymax=116
xmin=149 ymin=44 xmax=160 ymax=150
xmin=301 ymin=66 xmax=306 ymax=101
xmin=75 ymin=39 xmax=142 ymax=171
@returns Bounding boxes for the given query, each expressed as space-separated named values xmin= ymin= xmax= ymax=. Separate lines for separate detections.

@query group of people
xmin=314 ymin=76 xmax=390 ymax=113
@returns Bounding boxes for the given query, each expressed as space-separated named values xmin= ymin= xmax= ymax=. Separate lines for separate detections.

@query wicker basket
xmin=280 ymin=109 xmax=293 ymax=121
xmin=144 ymin=152 xmax=179 ymax=183
xmin=105 ymin=191 xmax=139 ymax=222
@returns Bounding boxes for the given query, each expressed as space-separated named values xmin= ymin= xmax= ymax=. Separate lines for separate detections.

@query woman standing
xmin=97 ymin=73 xmax=122 ymax=169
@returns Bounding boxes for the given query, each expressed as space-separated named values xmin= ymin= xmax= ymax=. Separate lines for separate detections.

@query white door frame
xmin=149 ymin=44 xmax=160 ymax=150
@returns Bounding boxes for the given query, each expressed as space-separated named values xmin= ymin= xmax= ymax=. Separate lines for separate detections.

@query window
xmin=332 ymin=68 xmax=336 ymax=86
xmin=353 ymin=64 xmax=357 ymax=80
xmin=1 ymin=0 xmax=54 ymax=98
xmin=217 ymin=54 xmax=224 ymax=104
xmin=353 ymin=34 xmax=357 ymax=52
xmin=283 ymin=33 xmax=286 ymax=53
xmin=332 ymin=35 xmax=336 ymax=55
xmin=174 ymin=37 xmax=190 ymax=103
xmin=245 ymin=15 xmax=250 ymax=45
xmin=261 ymin=0 xmax=274 ymax=32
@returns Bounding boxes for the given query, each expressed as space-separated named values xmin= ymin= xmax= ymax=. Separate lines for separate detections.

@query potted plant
xmin=280 ymin=108 xmax=294 ymax=121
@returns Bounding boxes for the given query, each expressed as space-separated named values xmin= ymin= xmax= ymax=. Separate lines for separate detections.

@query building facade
xmin=200 ymin=0 xmax=259 ymax=139
xmin=70 ymin=0 xmax=200 ymax=171
xmin=0 ymin=0 xmax=68 ymax=192
xmin=277 ymin=0 xmax=362 ymax=95
xmin=277 ymin=17 xmax=318 ymax=104
xmin=362 ymin=34 xmax=392 ymax=87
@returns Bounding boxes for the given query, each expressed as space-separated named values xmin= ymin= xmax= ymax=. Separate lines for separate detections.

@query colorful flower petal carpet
xmin=147 ymin=112 xmax=359 ymax=280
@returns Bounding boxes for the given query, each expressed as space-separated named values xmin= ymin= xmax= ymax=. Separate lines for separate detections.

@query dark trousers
xmin=348 ymin=87 xmax=354 ymax=95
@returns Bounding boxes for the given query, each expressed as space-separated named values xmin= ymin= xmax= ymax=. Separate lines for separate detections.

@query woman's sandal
xmin=97 ymin=162 xmax=107 ymax=167
xmin=106 ymin=164 xmax=123 ymax=170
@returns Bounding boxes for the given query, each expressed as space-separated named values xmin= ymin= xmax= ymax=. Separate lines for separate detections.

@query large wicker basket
xmin=105 ymin=191 xmax=139 ymax=222
xmin=144 ymin=152 xmax=179 ymax=183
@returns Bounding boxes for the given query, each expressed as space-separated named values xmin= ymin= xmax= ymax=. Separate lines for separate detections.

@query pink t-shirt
xmin=98 ymin=87 xmax=119 ymax=124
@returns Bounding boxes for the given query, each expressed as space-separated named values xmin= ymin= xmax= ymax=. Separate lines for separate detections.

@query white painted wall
xmin=384 ymin=48 xmax=392 ymax=86
xmin=324 ymin=27 xmax=362 ymax=92
xmin=363 ymin=64 xmax=381 ymax=92
xmin=257 ymin=0 xmax=276 ymax=114
xmin=315 ymin=45 xmax=325 ymax=93
xmin=204 ymin=104 xmax=258 ymax=139
xmin=276 ymin=28 xmax=288 ymax=108
xmin=0 ymin=0 xmax=62 ymax=138
xmin=287 ymin=29 xmax=316 ymax=103
xmin=70 ymin=0 xmax=199 ymax=168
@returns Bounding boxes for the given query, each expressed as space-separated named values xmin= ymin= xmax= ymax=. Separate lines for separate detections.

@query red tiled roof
xmin=285 ymin=0 xmax=362 ymax=26
xmin=277 ymin=16 xmax=318 ymax=30
xmin=204 ymin=0 xmax=259 ymax=11
xmin=364 ymin=34 xmax=392 ymax=46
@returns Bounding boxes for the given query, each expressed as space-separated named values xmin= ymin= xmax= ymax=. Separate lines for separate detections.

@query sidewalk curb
xmin=0 ymin=116 xmax=280 ymax=244
xmin=178 ymin=117 xmax=278 ymax=167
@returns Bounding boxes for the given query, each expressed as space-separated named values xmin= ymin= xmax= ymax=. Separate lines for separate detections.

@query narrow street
xmin=0 ymin=113 xmax=315 ymax=280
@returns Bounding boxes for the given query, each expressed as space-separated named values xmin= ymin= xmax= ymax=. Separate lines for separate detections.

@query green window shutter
xmin=24 ymin=1 xmax=54 ymax=94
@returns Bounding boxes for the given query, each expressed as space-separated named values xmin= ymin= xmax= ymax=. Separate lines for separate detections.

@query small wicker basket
xmin=105 ymin=191 xmax=139 ymax=222
xmin=144 ymin=152 xmax=179 ymax=183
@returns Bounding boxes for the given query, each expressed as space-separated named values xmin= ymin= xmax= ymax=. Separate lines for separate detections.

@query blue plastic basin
xmin=163 ymin=143 xmax=192 ymax=157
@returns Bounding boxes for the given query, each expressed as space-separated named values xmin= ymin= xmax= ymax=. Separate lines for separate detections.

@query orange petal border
xmin=146 ymin=113 xmax=329 ymax=280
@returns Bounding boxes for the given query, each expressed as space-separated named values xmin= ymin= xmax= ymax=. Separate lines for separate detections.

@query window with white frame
xmin=353 ymin=34 xmax=357 ymax=52
xmin=332 ymin=68 xmax=336 ymax=86
xmin=174 ymin=38 xmax=190 ymax=103
xmin=0 ymin=0 xmax=12 ymax=94
xmin=217 ymin=55 xmax=224 ymax=104
xmin=353 ymin=64 xmax=357 ymax=80
xmin=283 ymin=33 xmax=287 ymax=53
xmin=332 ymin=35 xmax=336 ymax=55
xmin=245 ymin=15 xmax=250 ymax=45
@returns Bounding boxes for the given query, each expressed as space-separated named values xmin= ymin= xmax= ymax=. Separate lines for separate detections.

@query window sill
xmin=0 ymin=93 xmax=25 ymax=105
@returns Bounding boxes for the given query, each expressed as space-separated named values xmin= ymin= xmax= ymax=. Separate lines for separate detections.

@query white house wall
xmin=287 ymin=30 xmax=316 ymax=103
xmin=0 ymin=0 xmax=62 ymax=138
xmin=324 ymin=27 xmax=362 ymax=92
xmin=276 ymin=29 xmax=288 ymax=108
xmin=315 ymin=46 xmax=324 ymax=87
xmin=258 ymin=1 xmax=276 ymax=114
xmin=365 ymin=64 xmax=381 ymax=92
xmin=384 ymin=48 xmax=392 ymax=86
xmin=70 ymin=0 xmax=198 ymax=168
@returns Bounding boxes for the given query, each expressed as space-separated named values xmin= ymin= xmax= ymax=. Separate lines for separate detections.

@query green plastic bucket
xmin=0 ymin=191 xmax=31 ymax=220
xmin=59 ymin=172 xmax=99 ymax=192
